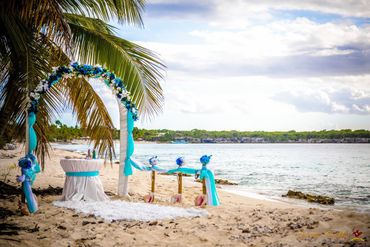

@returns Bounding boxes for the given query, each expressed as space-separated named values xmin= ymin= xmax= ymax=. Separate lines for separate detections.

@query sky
xmin=63 ymin=0 xmax=370 ymax=131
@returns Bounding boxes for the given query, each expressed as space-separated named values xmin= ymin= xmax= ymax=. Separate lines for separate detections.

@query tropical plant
xmin=0 ymin=0 xmax=165 ymax=167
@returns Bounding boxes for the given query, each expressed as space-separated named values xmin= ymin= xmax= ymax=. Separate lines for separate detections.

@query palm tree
xmin=0 ymin=0 xmax=165 ymax=167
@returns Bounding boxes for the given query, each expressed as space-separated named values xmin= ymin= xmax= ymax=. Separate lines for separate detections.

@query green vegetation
xmin=133 ymin=128 xmax=370 ymax=143
xmin=48 ymin=123 xmax=84 ymax=142
xmin=44 ymin=123 xmax=370 ymax=143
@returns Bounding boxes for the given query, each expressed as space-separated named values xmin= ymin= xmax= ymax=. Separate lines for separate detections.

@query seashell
xmin=195 ymin=194 xmax=207 ymax=207
xmin=144 ymin=194 xmax=154 ymax=203
xmin=171 ymin=194 xmax=182 ymax=203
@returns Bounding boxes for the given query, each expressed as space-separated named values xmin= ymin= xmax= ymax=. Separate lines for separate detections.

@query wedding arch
xmin=22 ymin=62 xmax=138 ymax=212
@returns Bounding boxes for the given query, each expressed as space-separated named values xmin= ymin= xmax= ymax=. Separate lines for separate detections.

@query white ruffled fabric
xmin=60 ymin=159 xmax=109 ymax=201
xmin=53 ymin=200 xmax=208 ymax=221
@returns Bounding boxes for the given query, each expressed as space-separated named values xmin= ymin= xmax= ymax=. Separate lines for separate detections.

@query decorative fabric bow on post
xmin=195 ymin=155 xmax=220 ymax=207
xmin=16 ymin=112 xmax=41 ymax=214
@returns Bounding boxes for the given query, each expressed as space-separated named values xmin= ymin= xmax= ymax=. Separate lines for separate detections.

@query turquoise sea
xmin=53 ymin=143 xmax=370 ymax=212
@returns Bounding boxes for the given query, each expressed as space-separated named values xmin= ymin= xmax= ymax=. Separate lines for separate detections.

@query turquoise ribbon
xmin=200 ymin=167 xmax=220 ymax=206
xmin=23 ymin=178 xmax=37 ymax=213
xmin=130 ymin=158 xmax=151 ymax=171
xmin=130 ymin=158 xmax=171 ymax=173
xmin=124 ymin=110 xmax=134 ymax=176
xmin=19 ymin=155 xmax=40 ymax=214
xmin=150 ymin=165 xmax=168 ymax=173
xmin=20 ymin=112 xmax=40 ymax=214
xmin=167 ymin=167 xmax=198 ymax=175
xmin=65 ymin=171 xmax=99 ymax=177
xmin=28 ymin=112 xmax=37 ymax=152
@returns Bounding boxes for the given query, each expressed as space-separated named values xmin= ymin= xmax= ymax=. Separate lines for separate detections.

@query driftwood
xmin=282 ymin=190 xmax=335 ymax=205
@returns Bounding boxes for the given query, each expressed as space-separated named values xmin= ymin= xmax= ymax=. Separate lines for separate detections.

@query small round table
xmin=60 ymin=159 xmax=109 ymax=201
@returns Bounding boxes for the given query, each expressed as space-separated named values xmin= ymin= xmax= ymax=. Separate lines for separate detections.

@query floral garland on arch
xmin=18 ymin=62 xmax=139 ymax=214
xmin=28 ymin=62 xmax=138 ymax=120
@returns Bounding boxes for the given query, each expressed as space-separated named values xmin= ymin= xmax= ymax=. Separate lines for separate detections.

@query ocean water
xmin=53 ymin=143 xmax=370 ymax=212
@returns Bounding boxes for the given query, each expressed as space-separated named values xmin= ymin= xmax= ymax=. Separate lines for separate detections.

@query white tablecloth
xmin=60 ymin=159 xmax=109 ymax=201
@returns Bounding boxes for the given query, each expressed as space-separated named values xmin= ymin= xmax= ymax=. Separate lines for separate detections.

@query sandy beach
xmin=1 ymin=146 xmax=369 ymax=247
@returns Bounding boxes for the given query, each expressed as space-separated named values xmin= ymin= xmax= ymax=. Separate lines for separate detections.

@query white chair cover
xmin=60 ymin=159 xmax=109 ymax=201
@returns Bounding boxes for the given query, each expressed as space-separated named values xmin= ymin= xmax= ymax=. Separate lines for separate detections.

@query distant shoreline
xmin=56 ymin=139 xmax=370 ymax=145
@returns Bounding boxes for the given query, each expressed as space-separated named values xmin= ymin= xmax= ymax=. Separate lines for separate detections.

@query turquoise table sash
xmin=65 ymin=171 xmax=99 ymax=177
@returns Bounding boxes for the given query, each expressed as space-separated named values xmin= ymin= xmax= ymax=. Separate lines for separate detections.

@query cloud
xmin=273 ymin=87 xmax=370 ymax=114
xmin=140 ymin=18 xmax=370 ymax=78
xmin=146 ymin=1 xmax=213 ymax=19
xmin=67 ymin=1 xmax=370 ymax=131
xmin=146 ymin=0 xmax=370 ymax=26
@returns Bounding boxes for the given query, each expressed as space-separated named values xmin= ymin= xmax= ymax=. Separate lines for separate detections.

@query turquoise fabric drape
xmin=23 ymin=179 xmax=37 ymax=213
xmin=124 ymin=110 xmax=135 ymax=176
xmin=28 ymin=112 xmax=37 ymax=152
xmin=19 ymin=113 xmax=40 ymax=213
xmin=200 ymin=167 xmax=220 ymax=206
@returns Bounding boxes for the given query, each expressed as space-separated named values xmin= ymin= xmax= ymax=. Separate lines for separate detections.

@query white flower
xmin=35 ymin=81 xmax=44 ymax=92
xmin=52 ymin=67 xmax=58 ymax=72
xmin=121 ymin=92 xmax=128 ymax=98
xmin=63 ymin=73 xmax=72 ymax=79
xmin=35 ymin=85 xmax=43 ymax=92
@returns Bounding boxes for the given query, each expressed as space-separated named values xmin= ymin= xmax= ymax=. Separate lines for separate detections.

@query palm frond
xmin=66 ymin=14 xmax=165 ymax=118
xmin=0 ymin=31 xmax=52 ymax=138
xmin=59 ymin=0 xmax=145 ymax=26
xmin=56 ymin=77 xmax=116 ymax=160
xmin=0 ymin=0 xmax=71 ymax=51
xmin=64 ymin=13 xmax=116 ymax=35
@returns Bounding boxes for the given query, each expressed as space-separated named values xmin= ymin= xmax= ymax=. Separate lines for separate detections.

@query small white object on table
xmin=60 ymin=159 xmax=109 ymax=201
